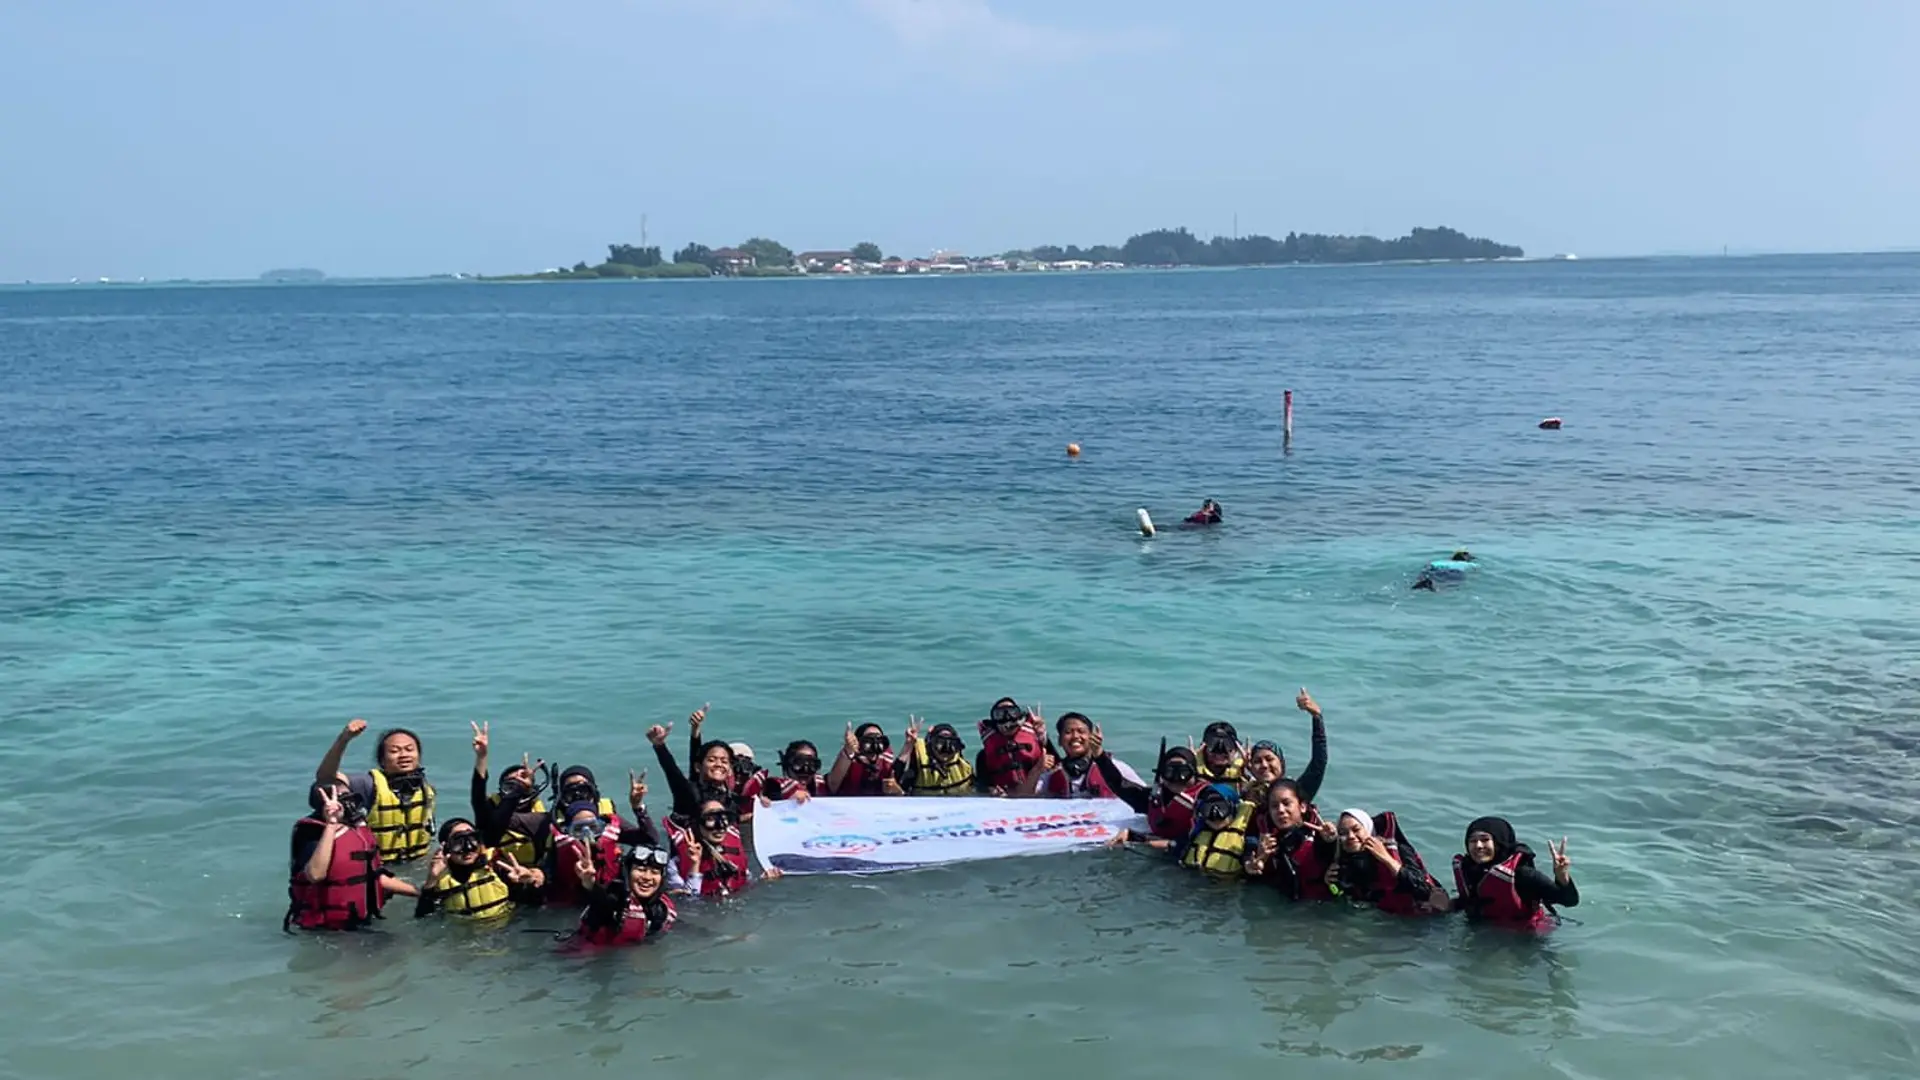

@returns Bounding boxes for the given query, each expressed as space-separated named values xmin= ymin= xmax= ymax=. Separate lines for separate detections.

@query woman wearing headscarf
xmin=1451 ymin=816 xmax=1578 ymax=930
xmin=1240 ymin=688 xmax=1330 ymax=806
xmin=1325 ymin=808 xmax=1449 ymax=916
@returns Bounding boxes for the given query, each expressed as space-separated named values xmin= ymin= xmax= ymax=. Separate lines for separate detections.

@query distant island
xmin=260 ymin=268 xmax=326 ymax=282
xmin=487 ymin=225 xmax=1523 ymax=281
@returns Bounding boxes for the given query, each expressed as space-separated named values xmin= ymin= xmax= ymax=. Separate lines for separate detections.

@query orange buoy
xmin=1066 ymin=442 xmax=1081 ymax=457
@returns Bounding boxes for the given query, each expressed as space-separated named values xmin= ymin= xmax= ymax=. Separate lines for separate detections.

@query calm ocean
xmin=2 ymin=257 xmax=1917 ymax=1078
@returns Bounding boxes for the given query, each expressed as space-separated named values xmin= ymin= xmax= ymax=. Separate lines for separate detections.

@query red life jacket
xmin=1043 ymin=758 xmax=1116 ymax=799
xmin=1147 ymin=781 xmax=1205 ymax=840
xmin=976 ymin=727 xmax=1044 ymax=791
xmin=1266 ymin=808 xmax=1333 ymax=900
xmin=736 ymin=770 xmax=767 ymax=817
xmin=763 ymin=774 xmax=828 ymax=802
xmin=577 ymin=893 xmax=678 ymax=946
xmin=1453 ymin=850 xmax=1551 ymax=930
xmin=1334 ymin=814 xmax=1445 ymax=916
xmin=547 ymin=815 xmax=625 ymax=908
xmin=836 ymin=752 xmax=897 ymax=795
xmin=286 ymin=819 xmax=384 ymax=931
xmin=667 ymin=819 xmax=752 ymax=898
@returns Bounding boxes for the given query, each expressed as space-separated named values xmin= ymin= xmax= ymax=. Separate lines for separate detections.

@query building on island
xmin=711 ymin=248 xmax=757 ymax=274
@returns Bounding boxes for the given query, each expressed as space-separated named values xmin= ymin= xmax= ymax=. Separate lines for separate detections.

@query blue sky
xmin=2 ymin=0 xmax=1915 ymax=280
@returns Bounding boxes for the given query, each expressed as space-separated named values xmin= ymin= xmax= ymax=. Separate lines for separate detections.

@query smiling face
xmin=379 ymin=732 xmax=420 ymax=774
xmin=1338 ymin=814 xmax=1370 ymax=853
xmin=701 ymin=745 xmax=734 ymax=785
xmin=1246 ymin=747 xmax=1283 ymax=783
xmin=627 ymin=861 xmax=663 ymax=898
xmin=1467 ymin=830 xmax=1500 ymax=865
xmin=442 ymin=823 xmax=483 ymax=868
xmin=1266 ymin=786 xmax=1305 ymax=830
xmin=1057 ymin=716 xmax=1093 ymax=757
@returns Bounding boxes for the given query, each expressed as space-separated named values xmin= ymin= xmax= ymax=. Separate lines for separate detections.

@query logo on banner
xmin=802 ymin=834 xmax=881 ymax=856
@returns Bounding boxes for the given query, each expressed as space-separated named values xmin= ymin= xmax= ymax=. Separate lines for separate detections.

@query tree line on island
xmin=497 ymin=225 xmax=1522 ymax=280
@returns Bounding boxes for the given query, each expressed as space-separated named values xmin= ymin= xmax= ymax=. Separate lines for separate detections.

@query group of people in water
xmin=289 ymin=690 xmax=1579 ymax=948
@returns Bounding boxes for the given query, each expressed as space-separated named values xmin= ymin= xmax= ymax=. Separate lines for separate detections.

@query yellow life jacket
xmin=1180 ymin=802 xmax=1255 ymax=876
xmin=1196 ymin=755 xmax=1245 ymax=786
xmin=367 ymin=770 xmax=436 ymax=863
xmin=486 ymin=792 xmax=549 ymax=867
xmin=428 ymin=859 xmax=513 ymax=921
xmin=907 ymin=743 xmax=975 ymax=795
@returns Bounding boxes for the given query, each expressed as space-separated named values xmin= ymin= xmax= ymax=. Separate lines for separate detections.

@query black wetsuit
xmin=1456 ymin=849 xmax=1581 ymax=915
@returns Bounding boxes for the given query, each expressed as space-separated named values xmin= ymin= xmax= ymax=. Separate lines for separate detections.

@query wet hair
xmin=1055 ymin=712 xmax=1093 ymax=737
xmin=436 ymin=817 xmax=476 ymax=844
xmin=375 ymin=728 xmax=422 ymax=763
xmin=1265 ymin=779 xmax=1305 ymax=812
xmin=698 ymin=740 xmax=735 ymax=768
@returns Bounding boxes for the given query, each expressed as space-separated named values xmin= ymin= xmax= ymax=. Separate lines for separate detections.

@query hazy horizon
xmin=4 ymin=1 xmax=1916 ymax=282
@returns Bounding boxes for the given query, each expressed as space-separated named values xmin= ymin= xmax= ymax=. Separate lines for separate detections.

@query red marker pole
xmin=1284 ymin=389 xmax=1294 ymax=446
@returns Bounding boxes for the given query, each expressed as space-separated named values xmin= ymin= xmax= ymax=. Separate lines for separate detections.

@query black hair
xmin=375 ymin=727 xmax=423 ymax=763
xmin=437 ymin=817 xmax=476 ymax=844
xmin=1055 ymin=711 xmax=1093 ymax=737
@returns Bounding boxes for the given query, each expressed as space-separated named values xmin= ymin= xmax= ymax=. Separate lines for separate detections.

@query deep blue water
xmin=2 ymin=258 xmax=1918 ymax=1079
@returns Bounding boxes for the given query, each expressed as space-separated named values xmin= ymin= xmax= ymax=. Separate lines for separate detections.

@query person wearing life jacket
xmin=1451 ymin=816 xmax=1578 ymax=930
xmin=314 ymin=718 xmax=437 ymax=864
xmin=685 ymin=706 xmax=765 ymax=822
xmin=973 ymin=697 xmax=1045 ymax=794
xmin=898 ymin=718 xmax=975 ymax=795
xmin=665 ymin=793 xmax=778 ymax=899
xmin=1178 ymin=784 xmax=1256 ymax=876
xmin=1413 ymin=549 xmax=1477 ymax=591
xmin=1194 ymin=721 xmax=1246 ymax=786
xmin=1326 ymin=809 xmax=1449 ymax=916
xmin=572 ymin=845 xmax=678 ymax=948
xmin=415 ymin=818 xmax=544 ymax=922
xmin=1102 ymin=742 xmax=1209 ymax=848
xmin=1035 ymin=712 xmax=1142 ymax=799
xmin=1182 ymin=499 xmax=1223 ymax=526
xmin=287 ymin=780 xmax=419 ymax=931
xmin=466 ymin=721 xmax=553 ymax=870
xmin=544 ymin=765 xmax=659 ymax=908
xmin=1239 ymin=688 xmax=1331 ymax=807
xmin=1243 ymin=779 xmax=1336 ymax=900
xmin=829 ymin=722 xmax=902 ymax=796
xmin=728 ymin=741 xmax=768 ymax=805
xmin=759 ymin=740 xmax=829 ymax=803
xmin=649 ymin=706 xmax=752 ymax=826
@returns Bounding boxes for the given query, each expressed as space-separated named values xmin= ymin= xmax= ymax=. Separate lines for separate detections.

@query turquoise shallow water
xmin=2 ymin=258 xmax=1919 ymax=1078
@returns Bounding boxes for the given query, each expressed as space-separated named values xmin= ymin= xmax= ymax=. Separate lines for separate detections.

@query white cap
xmin=729 ymin=741 xmax=754 ymax=760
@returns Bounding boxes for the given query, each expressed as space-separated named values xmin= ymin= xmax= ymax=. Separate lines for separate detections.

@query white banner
xmin=752 ymin=797 xmax=1147 ymax=875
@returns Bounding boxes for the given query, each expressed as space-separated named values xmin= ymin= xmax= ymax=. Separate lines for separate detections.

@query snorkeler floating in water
xmin=1183 ymin=499 xmax=1223 ymax=526
xmin=1413 ymin=549 xmax=1477 ymax=591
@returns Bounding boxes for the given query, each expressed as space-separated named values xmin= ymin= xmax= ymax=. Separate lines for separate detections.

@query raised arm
xmin=316 ymin=718 xmax=368 ymax=784
xmin=1517 ymin=838 xmax=1580 ymax=908
xmin=1293 ymin=689 xmax=1329 ymax=803
xmin=826 ymin=723 xmax=857 ymax=795
xmin=647 ymin=721 xmax=699 ymax=818
xmin=1096 ymin=754 xmax=1153 ymax=813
